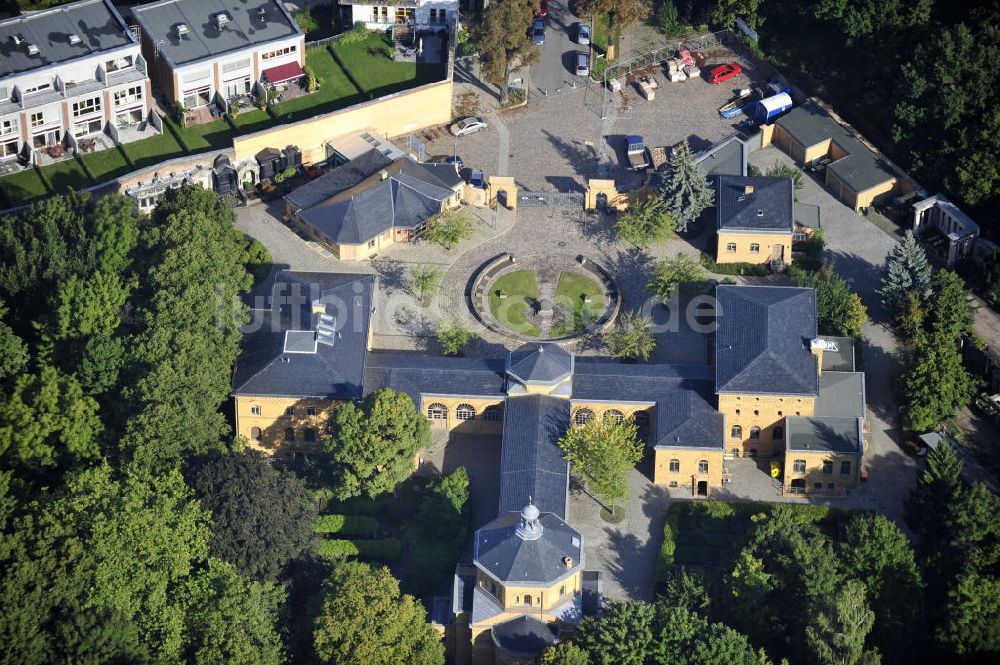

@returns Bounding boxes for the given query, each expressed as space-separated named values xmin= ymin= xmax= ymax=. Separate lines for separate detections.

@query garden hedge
xmin=312 ymin=514 xmax=379 ymax=537
xmin=317 ymin=537 xmax=402 ymax=562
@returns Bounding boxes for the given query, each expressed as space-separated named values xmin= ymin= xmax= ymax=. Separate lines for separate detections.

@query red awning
xmin=262 ymin=61 xmax=305 ymax=85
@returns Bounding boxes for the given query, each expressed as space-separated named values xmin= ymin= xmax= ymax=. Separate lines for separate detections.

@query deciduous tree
xmin=605 ymin=309 xmax=656 ymax=361
xmin=559 ymin=413 xmax=643 ymax=511
xmin=324 ymin=387 xmax=431 ymax=499
xmin=576 ymin=0 xmax=652 ymax=39
xmin=312 ymin=561 xmax=444 ymax=665
xmin=473 ymin=0 xmax=540 ymax=89
xmin=615 ymin=197 xmax=674 ymax=248
xmin=657 ymin=139 xmax=715 ymax=233
xmin=648 ymin=252 xmax=706 ymax=300
xmin=422 ymin=209 xmax=474 ymax=251
xmin=407 ymin=264 xmax=442 ymax=302
xmin=791 ymin=265 xmax=867 ymax=337
xmin=188 ymin=451 xmax=316 ymax=581
xmin=436 ymin=318 xmax=476 ymax=356
xmin=804 ymin=580 xmax=881 ymax=665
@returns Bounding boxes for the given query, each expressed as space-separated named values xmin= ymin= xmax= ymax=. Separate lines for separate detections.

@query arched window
xmin=669 ymin=459 xmax=680 ymax=473
xmin=730 ymin=425 xmax=742 ymax=439
xmin=574 ymin=408 xmax=594 ymax=425
xmin=284 ymin=427 xmax=295 ymax=441
xmin=634 ymin=410 xmax=650 ymax=428
xmin=426 ymin=403 xmax=448 ymax=420
xmin=514 ymin=595 xmax=520 ymax=604
xmin=604 ymin=409 xmax=625 ymax=424
xmin=559 ymin=585 xmax=566 ymax=597
xmin=698 ymin=460 xmax=709 ymax=474
xmin=250 ymin=426 xmax=262 ymax=441
xmin=456 ymin=404 xmax=477 ymax=421
xmin=303 ymin=427 xmax=316 ymax=442
xmin=749 ymin=426 xmax=761 ymax=439
xmin=483 ymin=405 xmax=503 ymax=422
xmin=524 ymin=595 xmax=532 ymax=607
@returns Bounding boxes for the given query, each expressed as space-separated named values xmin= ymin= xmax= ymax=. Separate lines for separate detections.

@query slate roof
xmin=363 ymin=352 xmax=507 ymax=404
xmin=715 ymin=286 xmax=819 ymax=396
xmin=794 ymin=202 xmax=821 ymax=230
xmin=786 ymin=416 xmax=862 ymax=454
xmin=231 ymin=271 xmax=373 ymax=399
xmin=285 ymin=149 xmax=393 ymax=211
xmin=694 ymin=134 xmax=749 ymax=177
xmin=131 ymin=0 xmax=301 ymax=67
xmin=475 ymin=510 xmax=582 ymax=585
xmin=716 ymin=176 xmax=793 ymax=233
xmin=572 ymin=359 xmax=724 ymax=449
xmin=294 ymin=156 xmax=460 ymax=246
xmin=0 ymin=0 xmax=134 ymax=78
xmin=776 ymin=100 xmax=896 ymax=194
xmin=492 ymin=616 xmax=562 ymax=657
xmin=498 ymin=395 xmax=570 ymax=519
xmin=814 ymin=371 xmax=865 ymax=419
xmin=507 ymin=343 xmax=574 ymax=385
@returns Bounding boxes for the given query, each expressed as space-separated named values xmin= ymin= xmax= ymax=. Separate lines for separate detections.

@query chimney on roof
xmin=744 ymin=184 xmax=754 ymax=196
xmin=68 ymin=33 xmax=82 ymax=46
xmin=257 ymin=8 xmax=267 ymax=22
xmin=562 ymin=556 xmax=573 ymax=569
xmin=379 ymin=169 xmax=388 ymax=180
xmin=215 ymin=13 xmax=229 ymax=30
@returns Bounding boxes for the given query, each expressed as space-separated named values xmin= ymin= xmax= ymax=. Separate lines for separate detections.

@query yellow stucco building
xmin=714 ymin=176 xmax=794 ymax=267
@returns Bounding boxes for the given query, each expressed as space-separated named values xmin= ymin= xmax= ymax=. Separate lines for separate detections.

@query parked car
xmin=577 ymin=23 xmax=591 ymax=45
xmin=575 ymin=51 xmax=590 ymax=76
xmin=532 ymin=19 xmax=545 ymax=45
xmin=535 ymin=0 xmax=548 ymax=18
xmin=707 ymin=63 xmax=742 ymax=84
xmin=449 ymin=116 xmax=488 ymax=136
xmin=445 ymin=155 xmax=464 ymax=170
xmin=470 ymin=169 xmax=485 ymax=189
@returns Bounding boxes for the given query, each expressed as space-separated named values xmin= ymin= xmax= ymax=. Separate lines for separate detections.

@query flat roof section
xmin=0 ymin=0 xmax=134 ymax=78
xmin=786 ymin=415 xmax=861 ymax=454
xmin=131 ymin=0 xmax=301 ymax=67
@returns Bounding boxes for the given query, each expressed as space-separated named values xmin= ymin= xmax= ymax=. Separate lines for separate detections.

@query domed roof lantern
xmin=515 ymin=501 xmax=543 ymax=541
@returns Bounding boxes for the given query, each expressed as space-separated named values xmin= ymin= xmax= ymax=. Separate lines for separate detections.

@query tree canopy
xmin=790 ymin=264 xmax=867 ymax=337
xmin=473 ymin=0 xmax=540 ymax=88
xmin=605 ymin=309 xmax=656 ymax=361
xmin=324 ymin=387 xmax=431 ymax=500
xmin=877 ymin=231 xmax=931 ymax=309
xmin=657 ymin=140 xmax=715 ymax=233
xmin=559 ymin=413 xmax=643 ymax=511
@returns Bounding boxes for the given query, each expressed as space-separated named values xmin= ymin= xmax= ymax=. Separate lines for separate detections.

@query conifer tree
xmin=657 ymin=140 xmax=715 ymax=233
xmin=877 ymin=230 xmax=931 ymax=308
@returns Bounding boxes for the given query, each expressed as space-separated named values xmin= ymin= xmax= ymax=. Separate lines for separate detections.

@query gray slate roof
xmin=295 ymin=157 xmax=459 ymax=246
xmin=694 ymin=134 xmax=748 ymax=177
xmin=715 ymin=286 xmax=819 ymax=396
xmin=285 ymin=149 xmax=393 ymax=211
xmin=475 ymin=510 xmax=582 ymax=585
xmin=572 ymin=359 xmax=724 ymax=449
xmin=814 ymin=371 xmax=865 ymax=419
xmin=716 ymin=176 xmax=793 ymax=233
xmin=492 ymin=615 xmax=562 ymax=657
xmin=786 ymin=415 xmax=862 ymax=454
xmin=363 ymin=352 xmax=507 ymax=404
xmin=776 ymin=100 xmax=896 ymax=194
xmin=507 ymin=343 xmax=574 ymax=385
xmin=0 ymin=0 xmax=134 ymax=78
xmin=131 ymin=0 xmax=301 ymax=67
xmin=498 ymin=395 xmax=570 ymax=519
xmin=231 ymin=271 xmax=373 ymax=399
xmin=794 ymin=202 xmax=821 ymax=230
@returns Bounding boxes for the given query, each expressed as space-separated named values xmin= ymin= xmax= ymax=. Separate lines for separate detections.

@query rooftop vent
xmin=26 ymin=43 xmax=39 ymax=56
xmin=756 ymin=209 xmax=764 ymax=216
xmin=214 ymin=13 xmax=229 ymax=29
xmin=68 ymin=33 xmax=82 ymax=46
xmin=379 ymin=169 xmax=388 ymax=180
xmin=175 ymin=23 xmax=189 ymax=37
xmin=11 ymin=33 xmax=24 ymax=45
xmin=257 ymin=8 xmax=267 ymax=22
xmin=744 ymin=184 xmax=754 ymax=195
xmin=562 ymin=556 xmax=574 ymax=568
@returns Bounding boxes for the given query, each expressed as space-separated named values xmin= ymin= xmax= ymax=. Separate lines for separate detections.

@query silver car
xmin=577 ymin=23 xmax=591 ymax=45
xmin=449 ymin=116 xmax=488 ymax=137
xmin=575 ymin=52 xmax=590 ymax=77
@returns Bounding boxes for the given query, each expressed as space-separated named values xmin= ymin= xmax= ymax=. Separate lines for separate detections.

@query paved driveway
xmin=530 ymin=1 xmax=589 ymax=98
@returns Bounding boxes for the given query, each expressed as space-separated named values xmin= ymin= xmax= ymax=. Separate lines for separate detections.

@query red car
xmin=708 ymin=63 xmax=742 ymax=84
xmin=535 ymin=0 xmax=548 ymax=18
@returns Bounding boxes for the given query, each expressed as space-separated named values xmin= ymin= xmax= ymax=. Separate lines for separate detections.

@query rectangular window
xmin=30 ymin=111 xmax=44 ymax=128
xmin=669 ymin=459 xmax=680 ymax=473
xmin=0 ymin=118 xmax=16 ymax=136
xmin=72 ymin=118 xmax=102 ymax=138
xmin=396 ymin=7 xmax=412 ymax=22
xmin=668 ymin=480 xmax=678 ymax=488
xmin=114 ymin=85 xmax=143 ymax=107
xmin=0 ymin=86 xmax=7 ymax=101
xmin=792 ymin=459 xmax=806 ymax=474
xmin=184 ymin=69 xmax=212 ymax=83
xmin=840 ymin=461 xmax=852 ymax=475
xmin=222 ymin=58 xmax=252 ymax=73
xmin=250 ymin=405 xmax=261 ymax=415
xmin=306 ymin=407 xmax=316 ymax=416
xmin=813 ymin=482 xmax=823 ymax=490
xmin=22 ymin=81 xmax=52 ymax=94
xmin=822 ymin=460 xmax=833 ymax=475
xmin=772 ymin=426 xmax=783 ymax=440
xmin=0 ymin=140 xmax=16 ymax=159
xmin=261 ymin=45 xmax=297 ymax=60
xmin=72 ymin=96 xmax=101 ymax=118
xmin=750 ymin=243 xmax=760 ymax=253
xmin=368 ymin=239 xmax=376 ymax=249
xmin=698 ymin=460 xmax=709 ymax=474
xmin=285 ymin=406 xmax=294 ymax=416
xmin=726 ymin=242 xmax=736 ymax=253
xmin=105 ymin=55 xmax=134 ymax=73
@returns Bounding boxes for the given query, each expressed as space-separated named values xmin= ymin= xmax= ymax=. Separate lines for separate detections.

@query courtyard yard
xmin=552 ymin=271 xmax=604 ymax=336
xmin=489 ymin=270 xmax=540 ymax=337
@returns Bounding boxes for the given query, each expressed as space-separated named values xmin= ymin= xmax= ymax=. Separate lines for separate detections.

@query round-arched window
xmin=574 ymin=408 xmax=594 ymax=425
xmin=604 ymin=409 xmax=625 ymax=424
xmin=426 ymin=403 xmax=448 ymax=420
xmin=456 ymin=404 xmax=477 ymax=421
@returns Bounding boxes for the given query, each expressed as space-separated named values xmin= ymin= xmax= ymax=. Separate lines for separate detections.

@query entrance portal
xmin=696 ymin=480 xmax=708 ymax=497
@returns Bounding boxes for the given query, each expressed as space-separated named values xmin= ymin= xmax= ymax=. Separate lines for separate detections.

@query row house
xmin=342 ymin=0 xmax=457 ymax=32
xmin=0 ymin=0 xmax=152 ymax=164
xmin=131 ymin=0 xmax=304 ymax=111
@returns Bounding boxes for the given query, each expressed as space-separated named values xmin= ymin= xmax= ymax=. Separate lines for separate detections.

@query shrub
xmin=317 ymin=539 xmax=358 ymax=559
xmin=312 ymin=514 xmax=379 ymax=537
xmin=293 ymin=8 xmax=318 ymax=34
xmin=317 ymin=537 xmax=401 ymax=562
xmin=337 ymin=21 xmax=369 ymax=46
xmin=699 ymin=252 xmax=772 ymax=276
xmin=656 ymin=508 xmax=679 ymax=586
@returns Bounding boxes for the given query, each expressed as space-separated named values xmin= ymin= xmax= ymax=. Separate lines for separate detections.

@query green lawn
xmin=79 ymin=147 xmax=131 ymax=182
xmin=592 ymin=14 xmax=611 ymax=55
xmin=42 ymin=158 xmax=92 ymax=194
xmin=0 ymin=168 xmax=48 ymax=208
xmin=489 ymin=270 xmax=540 ymax=337
xmin=122 ymin=131 xmax=186 ymax=170
xmin=272 ymin=45 xmax=362 ymax=122
xmin=332 ymin=33 xmax=445 ymax=96
xmin=172 ymin=117 xmax=238 ymax=152
xmin=551 ymin=271 xmax=604 ymax=336
xmin=230 ymin=109 xmax=278 ymax=134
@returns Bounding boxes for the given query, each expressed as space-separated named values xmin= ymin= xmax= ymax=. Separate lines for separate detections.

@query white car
xmin=577 ymin=23 xmax=591 ymax=45
xmin=449 ymin=116 xmax=488 ymax=137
